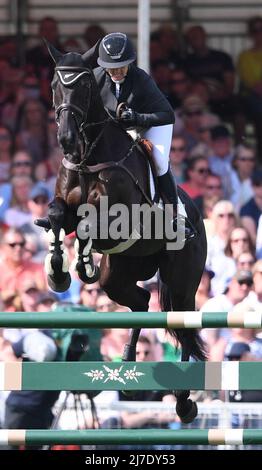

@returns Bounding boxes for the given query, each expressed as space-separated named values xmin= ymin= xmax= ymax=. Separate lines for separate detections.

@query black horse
xmin=38 ymin=43 xmax=207 ymax=423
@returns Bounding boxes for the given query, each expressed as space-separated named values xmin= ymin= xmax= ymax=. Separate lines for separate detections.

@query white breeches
xmin=144 ymin=124 xmax=173 ymax=176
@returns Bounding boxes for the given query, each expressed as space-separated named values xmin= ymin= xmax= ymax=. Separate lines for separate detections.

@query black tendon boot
xmin=157 ymin=169 xmax=197 ymax=243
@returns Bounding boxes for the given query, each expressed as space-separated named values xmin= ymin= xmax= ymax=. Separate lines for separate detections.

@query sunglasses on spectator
xmin=231 ymin=238 xmax=248 ymax=243
xmin=217 ymin=212 xmax=234 ymax=218
xmin=238 ymin=279 xmax=253 ymax=287
xmin=195 ymin=168 xmax=209 ymax=174
xmin=206 ymin=185 xmax=222 ymax=190
xmin=12 ymin=161 xmax=32 ymax=167
xmin=7 ymin=241 xmax=25 ymax=248
xmin=171 ymin=146 xmax=186 ymax=152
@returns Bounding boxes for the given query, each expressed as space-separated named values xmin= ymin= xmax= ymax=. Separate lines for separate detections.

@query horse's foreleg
xmin=74 ymin=236 xmax=100 ymax=284
xmin=44 ymin=197 xmax=71 ymax=292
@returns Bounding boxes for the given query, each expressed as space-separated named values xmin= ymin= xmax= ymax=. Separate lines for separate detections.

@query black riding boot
xmin=157 ymin=169 xmax=197 ymax=242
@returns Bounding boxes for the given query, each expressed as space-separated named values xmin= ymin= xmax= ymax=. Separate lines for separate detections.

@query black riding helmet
xmin=97 ymin=32 xmax=136 ymax=68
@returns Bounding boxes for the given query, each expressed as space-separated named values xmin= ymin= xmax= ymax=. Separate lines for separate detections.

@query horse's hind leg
xmin=45 ymin=197 xmax=71 ymax=292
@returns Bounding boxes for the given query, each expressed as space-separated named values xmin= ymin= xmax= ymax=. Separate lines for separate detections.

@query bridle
xmin=54 ymin=65 xmax=109 ymax=158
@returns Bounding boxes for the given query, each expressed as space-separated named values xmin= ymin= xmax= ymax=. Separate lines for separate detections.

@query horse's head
xmin=47 ymin=42 xmax=104 ymax=159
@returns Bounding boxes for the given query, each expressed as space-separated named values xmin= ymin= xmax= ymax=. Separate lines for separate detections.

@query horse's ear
xmin=43 ymin=38 xmax=63 ymax=64
xmin=82 ymin=40 xmax=101 ymax=69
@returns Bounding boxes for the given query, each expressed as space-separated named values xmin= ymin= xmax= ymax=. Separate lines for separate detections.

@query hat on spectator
xmin=233 ymin=270 xmax=253 ymax=284
xmin=226 ymin=342 xmax=250 ymax=359
xmin=182 ymin=95 xmax=206 ymax=113
xmin=210 ymin=125 xmax=230 ymax=140
xmin=29 ymin=182 xmax=50 ymax=201
xmin=38 ymin=291 xmax=58 ymax=304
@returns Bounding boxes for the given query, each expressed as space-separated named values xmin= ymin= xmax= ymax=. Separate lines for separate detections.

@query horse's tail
xmin=159 ymin=282 xmax=207 ymax=361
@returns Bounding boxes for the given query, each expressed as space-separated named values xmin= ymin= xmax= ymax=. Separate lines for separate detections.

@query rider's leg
xmin=144 ymin=124 xmax=196 ymax=241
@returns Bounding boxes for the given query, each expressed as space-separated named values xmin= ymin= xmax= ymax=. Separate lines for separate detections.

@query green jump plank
xmin=1 ymin=361 xmax=261 ymax=391
xmin=0 ymin=311 xmax=261 ymax=328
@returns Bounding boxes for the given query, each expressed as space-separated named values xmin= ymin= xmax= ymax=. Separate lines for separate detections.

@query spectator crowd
xmin=0 ymin=14 xmax=261 ymax=443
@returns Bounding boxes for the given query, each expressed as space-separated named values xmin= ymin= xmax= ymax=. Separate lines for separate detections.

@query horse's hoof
xmin=77 ymin=266 xmax=100 ymax=284
xmin=176 ymin=399 xmax=198 ymax=424
xmin=47 ymin=273 xmax=71 ymax=292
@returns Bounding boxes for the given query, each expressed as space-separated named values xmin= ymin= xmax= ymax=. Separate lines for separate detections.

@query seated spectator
xmin=235 ymin=259 xmax=262 ymax=311
xmin=20 ymin=181 xmax=50 ymax=262
xmin=4 ymin=175 xmax=33 ymax=228
xmin=169 ymin=135 xmax=188 ymax=184
xmin=15 ymin=98 xmax=49 ymax=163
xmin=180 ymin=155 xmax=209 ymax=198
xmin=201 ymin=270 xmax=253 ymax=357
xmin=236 ymin=251 xmax=256 ymax=271
xmin=194 ymin=172 xmax=223 ymax=218
xmin=0 ymin=151 xmax=34 ymax=223
xmin=176 ymin=95 xmax=208 ymax=152
xmin=225 ymin=342 xmax=262 ymax=404
xmin=195 ymin=267 xmax=214 ymax=309
xmin=26 ymin=16 xmax=64 ymax=107
xmin=151 ymin=59 xmax=172 ymax=95
xmin=218 ymin=227 xmax=255 ymax=288
xmin=206 ymin=200 xmax=238 ymax=294
xmin=79 ymin=281 xmax=101 ymax=310
xmin=184 ymin=25 xmax=244 ymax=141
xmin=19 ymin=279 xmax=42 ymax=312
xmin=231 ymin=143 xmax=256 ymax=212
xmin=240 ymin=168 xmax=262 ymax=245
xmin=208 ymin=125 xmax=235 ymax=200
xmin=0 ymin=228 xmax=46 ymax=293
xmin=167 ymin=67 xmax=192 ymax=109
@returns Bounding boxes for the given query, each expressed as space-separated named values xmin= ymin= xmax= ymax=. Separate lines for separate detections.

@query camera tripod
xmin=42 ymin=391 xmax=100 ymax=450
